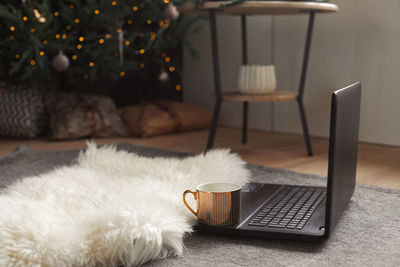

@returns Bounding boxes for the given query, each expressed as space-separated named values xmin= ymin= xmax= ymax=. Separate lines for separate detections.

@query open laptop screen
xmin=326 ymin=82 xmax=361 ymax=237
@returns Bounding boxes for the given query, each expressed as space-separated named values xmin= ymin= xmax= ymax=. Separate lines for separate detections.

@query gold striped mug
xmin=183 ymin=183 xmax=241 ymax=226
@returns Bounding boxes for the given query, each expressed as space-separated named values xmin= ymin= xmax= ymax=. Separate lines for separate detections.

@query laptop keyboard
xmin=248 ymin=187 xmax=327 ymax=230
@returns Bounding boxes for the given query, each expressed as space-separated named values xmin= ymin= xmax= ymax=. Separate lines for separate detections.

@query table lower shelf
xmin=222 ymin=91 xmax=298 ymax=102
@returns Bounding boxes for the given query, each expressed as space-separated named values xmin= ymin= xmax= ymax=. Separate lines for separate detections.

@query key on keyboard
xmin=248 ymin=187 xmax=326 ymax=230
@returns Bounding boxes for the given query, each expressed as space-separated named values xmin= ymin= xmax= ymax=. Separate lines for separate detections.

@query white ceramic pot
xmin=238 ymin=65 xmax=276 ymax=94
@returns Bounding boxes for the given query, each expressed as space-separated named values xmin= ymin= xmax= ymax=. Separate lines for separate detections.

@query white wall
xmin=183 ymin=0 xmax=400 ymax=146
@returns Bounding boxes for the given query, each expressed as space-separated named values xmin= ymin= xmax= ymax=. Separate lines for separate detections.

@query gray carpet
xmin=1 ymin=143 xmax=399 ymax=266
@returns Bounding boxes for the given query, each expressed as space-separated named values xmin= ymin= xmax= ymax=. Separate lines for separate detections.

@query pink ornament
xmin=52 ymin=51 xmax=70 ymax=72
xmin=165 ymin=4 xmax=180 ymax=20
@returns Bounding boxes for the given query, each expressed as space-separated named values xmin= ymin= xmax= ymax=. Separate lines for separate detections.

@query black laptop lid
xmin=325 ymin=82 xmax=361 ymax=238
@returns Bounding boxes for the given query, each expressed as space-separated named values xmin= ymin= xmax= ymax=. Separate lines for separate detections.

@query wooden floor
xmin=1 ymin=127 xmax=399 ymax=189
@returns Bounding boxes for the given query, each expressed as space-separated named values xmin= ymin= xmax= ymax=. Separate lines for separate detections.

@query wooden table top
xmin=178 ymin=1 xmax=338 ymax=15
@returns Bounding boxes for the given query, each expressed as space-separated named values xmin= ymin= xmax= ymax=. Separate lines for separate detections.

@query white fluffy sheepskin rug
xmin=0 ymin=144 xmax=250 ymax=266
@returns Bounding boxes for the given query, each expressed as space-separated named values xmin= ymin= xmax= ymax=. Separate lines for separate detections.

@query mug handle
xmin=183 ymin=190 xmax=198 ymax=216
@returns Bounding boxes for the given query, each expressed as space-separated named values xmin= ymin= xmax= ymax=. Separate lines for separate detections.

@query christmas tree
xmin=0 ymin=0 xmax=199 ymax=95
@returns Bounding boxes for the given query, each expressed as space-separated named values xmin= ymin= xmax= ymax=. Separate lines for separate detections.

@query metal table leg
xmin=241 ymin=15 xmax=249 ymax=144
xmin=206 ymin=11 xmax=223 ymax=151
xmin=297 ymin=12 xmax=315 ymax=156
xmin=242 ymin=102 xmax=248 ymax=144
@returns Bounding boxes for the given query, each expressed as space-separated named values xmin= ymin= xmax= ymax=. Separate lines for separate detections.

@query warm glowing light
xmin=33 ymin=9 xmax=46 ymax=23
xmin=54 ymin=11 xmax=60 ymax=16
xmin=10 ymin=26 xmax=15 ymax=31
xmin=164 ymin=0 xmax=170 ymax=3
xmin=55 ymin=33 xmax=61 ymax=39
xmin=99 ymin=38 xmax=105 ymax=44
xmin=120 ymin=71 xmax=125 ymax=77
xmin=89 ymin=62 xmax=94 ymax=67
xmin=169 ymin=66 xmax=175 ymax=72
xmin=30 ymin=28 xmax=36 ymax=33
xmin=66 ymin=25 xmax=71 ymax=30
xmin=124 ymin=40 xmax=130 ymax=46
xmin=79 ymin=36 xmax=84 ymax=42
xmin=15 ymin=54 xmax=20 ymax=59
xmin=140 ymin=63 xmax=145 ymax=68
xmin=112 ymin=1 xmax=117 ymax=6
xmin=30 ymin=59 xmax=36 ymax=66
xmin=75 ymin=18 xmax=80 ymax=23
xmin=139 ymin=49 xmax=145 ymax=54
xmin=43 ymin=40 xmax=48 ymax=45
xmin=161 ymin=52 xmax=167 ymax=58
xmin=62 ymin=34 xmax=67 ymax=39
xmin=165 ymin=56 xmax=171 ymax=63
xmin=176 ymin=84 xmax=182 ymax=91
xmin=39 ymin=51 xmax=45 ymax=56
xmin=77 ymin=44 xmax=82 ymax=49
xmin=146 ymin=20 xmax=152 ymax=24
xmin=105 ymin=33 xmax=111 ymax=39
xmin=94 ymin=9 xmax=100 ymax=15
xmin=23 ymin=16 xmax=28 ymax=21
xmin=117 ymin=28 xmax=122 ymax=33
xmin=72 ymin=55 xmax=78 ymax=60
xmin=132 ymin=6 xmax=138 ymax=11
xmin=151 ymin=32 xmax=156 ymax=40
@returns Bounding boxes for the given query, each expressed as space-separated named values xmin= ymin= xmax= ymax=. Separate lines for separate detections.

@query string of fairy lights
xmin=4 ymin=0 xmax=182 ymax=91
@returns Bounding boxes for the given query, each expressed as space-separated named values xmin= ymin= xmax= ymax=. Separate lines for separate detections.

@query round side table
xmin=179 ymin=1 xmax=339 ymax=156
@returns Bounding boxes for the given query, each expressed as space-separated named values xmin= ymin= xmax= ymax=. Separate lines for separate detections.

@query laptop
xmin=197 ymin=82 xmax=361 ymax=241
